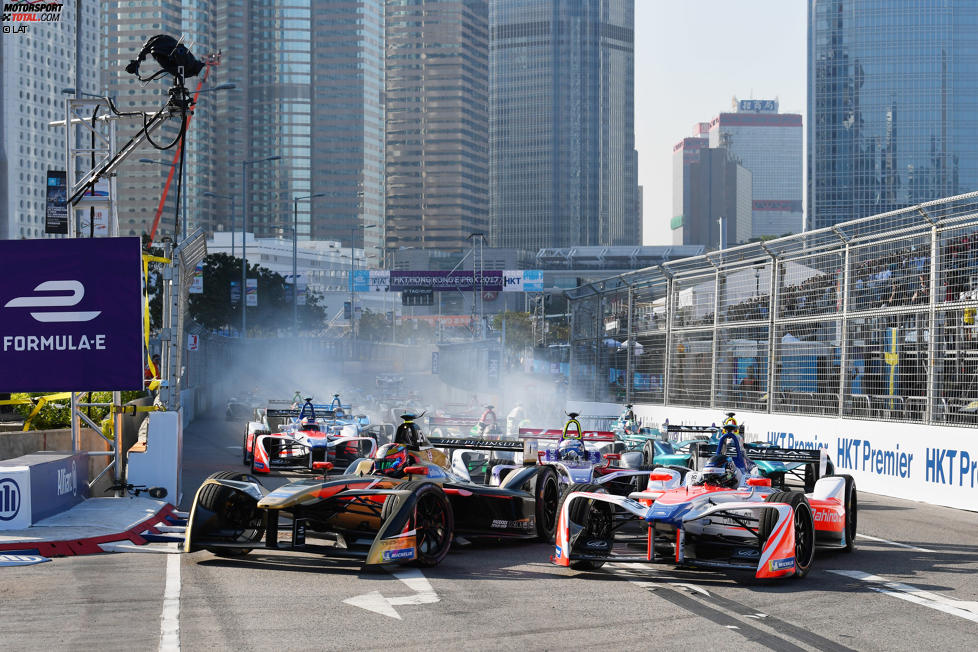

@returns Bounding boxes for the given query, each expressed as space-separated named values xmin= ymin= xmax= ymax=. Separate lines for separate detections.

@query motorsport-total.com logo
xmin=2 ymin=2 xmax=63 ymax=34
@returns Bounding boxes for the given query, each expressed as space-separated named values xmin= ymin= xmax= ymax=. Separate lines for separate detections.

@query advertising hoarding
xmin=0 ymin=237 xmax=143 ymax=391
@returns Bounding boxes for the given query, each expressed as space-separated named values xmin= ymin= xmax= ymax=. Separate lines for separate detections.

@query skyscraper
xmin=215 ymin=0 xmax=386 ymax=262
xmin=0 ymin=2 xmax=100 ymax=239
xmin=808 ymin=0 xmax=978 ymax=230
xmin=709 ymin=99 xmax=802 ymax=239
xmin=385 ymin=0 xmax=489 ymax=253
xmin=671 ymin=134 xmax=751 ymax=249
xmin=100 ymin=1 xmax=185 ymax=239
xmin=490 ymin=0 xmax=638 ymax=251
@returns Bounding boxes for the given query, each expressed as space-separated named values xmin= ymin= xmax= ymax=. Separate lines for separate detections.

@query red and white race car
xmin=553 ymin=428 xmax=855 ymax=579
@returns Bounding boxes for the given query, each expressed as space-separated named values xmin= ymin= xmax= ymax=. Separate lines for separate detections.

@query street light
xmin=292 ymin=192 xmax=325 ymax=333
xmin=239 ymin=155 xmax=281 ymax=338
xmin=203 ymin=191 xmax=236 ymax=258
xmin=140 ymin=157 xmax=187 ymax=241
xmin=351 ymin=223 xmax=377 ymax=340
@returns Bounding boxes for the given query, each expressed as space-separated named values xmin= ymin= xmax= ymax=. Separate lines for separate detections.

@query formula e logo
xmin=734 ymin=548 xmax=760 ymax=558
xmin=0 ymin=478 xmax=21 ymax=521
xmin=584 ymin=539 xmax=609 ymax=550
xmin=4 ymin=280 xmax=101 ymax=322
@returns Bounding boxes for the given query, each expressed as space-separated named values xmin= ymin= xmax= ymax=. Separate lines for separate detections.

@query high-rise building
xmin=100 ymin=1 xmax=184 ymax=239
xmin=489 ymin=0 xmax=639 ymax=251
xmin=672 ymin=135 xmax=751 ymax=249
xmin=0 ymin=2 xmax=100 ymax=239
xmin=385 ymin=0 xmax=489 ymax=253
xmin=808 ymin=0 xmax=978 ymax=230
xmin=215 ymin=0 xmax=386 ymax=263
xmin=709 ymin=99 xmax=802 ymax=239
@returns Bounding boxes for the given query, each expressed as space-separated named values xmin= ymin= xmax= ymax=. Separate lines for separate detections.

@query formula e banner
xmin=0 ymin=237 xmax=143 ymax=391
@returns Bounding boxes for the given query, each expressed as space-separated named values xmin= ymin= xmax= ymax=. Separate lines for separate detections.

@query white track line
xmin=856 ymin=533 xmax=935 ymax=553
xmin=159 ymin=553 xmax=181 ymax=651
xmin=828 ymin=570 xmax=978 ymax=624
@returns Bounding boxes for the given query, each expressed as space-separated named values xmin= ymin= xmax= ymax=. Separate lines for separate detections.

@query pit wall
xmin=574 ymin=401 xmax=978 ymax=513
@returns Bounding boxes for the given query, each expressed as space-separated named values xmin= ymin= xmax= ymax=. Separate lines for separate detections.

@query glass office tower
xmin=808 ymin=0 xmax=978 ymax=230
xmin=217 ymin=1 xmax=385 ymax=260
xmin=490 ymin=0 xmax=638 ymax=250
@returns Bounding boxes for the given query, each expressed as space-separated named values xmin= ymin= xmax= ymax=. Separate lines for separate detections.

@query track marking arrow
xmin=343 ymin=568 xmax=439 ymax=619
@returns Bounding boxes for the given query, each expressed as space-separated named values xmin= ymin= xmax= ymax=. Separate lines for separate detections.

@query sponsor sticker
xmin=584 ymin=539 xmax=609 ymax=550
xmin=769 ymin=557 xmax=795 ymax=572
xmin=382 ymin=547 xmax=415 ymax=561
xmin=0 ymin=554 xmax=50 ymax=567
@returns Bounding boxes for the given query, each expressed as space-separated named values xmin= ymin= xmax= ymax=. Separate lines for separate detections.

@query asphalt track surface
xmin=2 ymin=412 xmax=978 ymax=651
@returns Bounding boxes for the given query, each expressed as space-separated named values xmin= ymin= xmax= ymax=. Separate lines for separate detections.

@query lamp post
xmin=468 ymin=232 xmax=486 ymax=339
xmin=351 ymin=223 xmax=377 ymax=340
xmin=203 ymin=191 xmax=236 ymax=258
xmin=292 ymin=192 xmax=324 ymax=333
xmin=240 ymin=155 xmax=281 ymax=338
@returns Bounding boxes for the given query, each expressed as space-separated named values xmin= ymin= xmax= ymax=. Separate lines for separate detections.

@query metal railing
xmin=568 ymin=191 xmax=978 ymax=428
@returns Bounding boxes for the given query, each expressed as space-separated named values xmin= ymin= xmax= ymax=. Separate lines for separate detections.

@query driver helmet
xmin=693 ymin=454 xmax=739 ymax=489
xmin=374 ymin=443 xmax=409 ymax=477
xmin=558 ymin=438 xmax=586 ymax=462
xmin=300 ymin=417 xmax=320 ymax=432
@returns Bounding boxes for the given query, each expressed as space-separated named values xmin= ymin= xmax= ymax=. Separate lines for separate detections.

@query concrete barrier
xmin=0 ymin=427 xmax=111 ymax=494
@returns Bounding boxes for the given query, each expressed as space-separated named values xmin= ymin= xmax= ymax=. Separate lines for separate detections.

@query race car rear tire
xmin=558 ymin=483 xmax=613 ymax=570
xmin=534 ymin=466 xmax=560 ymax=542
xmin=196 ymin=471 xmax=264 ymax=557
xmin=642 ymin=441 xmax=655 ymax=468
xmin=826 ymin=474 xmax=857 ymax=552
xmin=242 ymin=429 xmax=252 ymax=465
xmin=759 ymin=491 xmax=815 ymax=578
xmin=382 ymin=482 xmax=453 ymax=567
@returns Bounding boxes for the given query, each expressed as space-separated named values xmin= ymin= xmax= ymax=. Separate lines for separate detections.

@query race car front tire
xmin=534 ymin=466 xmax=560 ymax=542
xmin=642 ymin=441 xmax=655 ymax=468
xmin=195 ymin=471 xmax=265 ymax=557
xmin=242 ymin=429 xmax=252 ymax=465
xmin=760 ymin=490 xmax=816 ymax=578
xmin=558 ymin=483 xmax=613 ymax=570
xmin=826 ymin=474 xmax=857 ymax=552
xmin=382 ymin=482 xmax=454 ymax=567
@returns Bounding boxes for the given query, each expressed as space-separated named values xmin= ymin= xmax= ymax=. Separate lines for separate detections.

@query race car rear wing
xmin=427 ymin=437 xmax=524 ymax=452
xmin=691 ymin=442 xmax=824 ymax=465
xmin=427 ymin=416 xmax=481 ymax=427
xmin=666 ymin=423 xmax=744 ymax=436
xmin=518 ymin=428 xmax=617 ymax=442
xmin=266 ymin=408 xmax=337 ymax=419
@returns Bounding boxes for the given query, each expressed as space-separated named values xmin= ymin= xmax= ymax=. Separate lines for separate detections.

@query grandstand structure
xmin=568 ymin=192 xmax=978 ymax=427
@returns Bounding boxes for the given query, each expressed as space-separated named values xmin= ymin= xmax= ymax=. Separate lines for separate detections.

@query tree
xmin=186 ymin=253 xmax=326 ymax=334
xmin=357 ymin=309 xmax=391 ymax=341
xmin=491 ymin=311 xmax=534 ymax=352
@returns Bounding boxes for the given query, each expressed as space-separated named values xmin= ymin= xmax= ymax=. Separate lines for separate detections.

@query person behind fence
xmin=506 ymin=402 xmax=525 ymax=435
xmin=477 ymin=404 xmax=497 ymax=437
xmin=144 ymin=354 xmax=161 ymax=387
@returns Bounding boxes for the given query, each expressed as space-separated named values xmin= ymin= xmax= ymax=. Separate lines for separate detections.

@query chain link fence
xmin=568 ymin=191 xmax=978 ymax=427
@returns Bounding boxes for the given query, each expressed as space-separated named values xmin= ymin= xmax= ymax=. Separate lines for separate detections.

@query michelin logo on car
xmin=382 ymin=548 xmax=415 ymax=561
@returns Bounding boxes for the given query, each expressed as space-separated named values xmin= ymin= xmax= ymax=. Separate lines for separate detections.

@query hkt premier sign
xmin=0 ymin=237 xmax=143 ymax=391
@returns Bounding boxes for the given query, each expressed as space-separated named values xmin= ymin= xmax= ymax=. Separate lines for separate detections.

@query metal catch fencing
xmin=567 ymin=191 xmax=978 ymax=427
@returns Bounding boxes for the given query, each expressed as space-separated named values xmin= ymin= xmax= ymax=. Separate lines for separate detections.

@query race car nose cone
xmin=646 ymin=501 xmax=691 ymax=527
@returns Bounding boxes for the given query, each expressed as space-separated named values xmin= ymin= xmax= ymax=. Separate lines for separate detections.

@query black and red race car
xmin=186 ymin=415 xmax=561 ymax=567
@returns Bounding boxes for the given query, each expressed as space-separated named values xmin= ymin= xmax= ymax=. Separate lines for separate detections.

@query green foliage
xmin=357 ymin=309 xmax=391 ymax=341
xmin=12 ymin=391 xmax=146 ymax=430
xmin=186 ymin=253 xmax=327 ymax=334
xmin=491 ymin=311 xmax=534 ymax=351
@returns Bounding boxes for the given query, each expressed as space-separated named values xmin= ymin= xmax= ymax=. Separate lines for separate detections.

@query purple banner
xmin=390 ymin=270 xmax=503 ymax=292
xmin=0 ymin=237 xmax=144 ymax=391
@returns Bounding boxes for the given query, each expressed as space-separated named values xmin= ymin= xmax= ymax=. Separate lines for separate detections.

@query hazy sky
xmin=635 ymin=0 xmax=807 ymax=245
